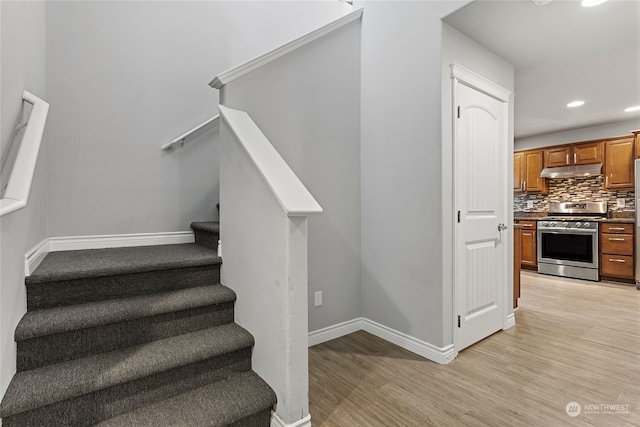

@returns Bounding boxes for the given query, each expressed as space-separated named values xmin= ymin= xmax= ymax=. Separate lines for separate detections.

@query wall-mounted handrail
xmin=210 ymin=8 xmax=363 ymax=90
xmin=0 ymin=91 xmax=49 ymax=217
xmin=161 ymin=114 xmax=220 ymax=152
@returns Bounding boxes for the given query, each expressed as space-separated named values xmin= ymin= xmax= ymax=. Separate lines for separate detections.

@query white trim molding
xmin=308 ymin=318 xmax=455 ymax=365
xmin=210 ymin=9 xmax=363 ymax=89
xmin=308 ymin=318 xmax=363 ymax=347
xmin=25 ymin=239 xmax=50 ymax=276
xmin=450 ymin=63 xmax=511 ymax=102
xmin=24 ymin=232 xmax=195 ymax=276
xmin=271 ymin=413 xmax=311 ymax=427
xmin=504 ymin=313 xmax=516 ymax=330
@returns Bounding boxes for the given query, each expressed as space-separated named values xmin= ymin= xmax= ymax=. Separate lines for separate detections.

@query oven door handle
xmin=537 ymin=229 xmax=598 ymax=235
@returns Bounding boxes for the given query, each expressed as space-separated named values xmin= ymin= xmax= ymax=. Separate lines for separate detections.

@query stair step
xmin=0 ymin=323 xmax=254 ymax=426
xmin=15 ymin=285 xmax=237 ymax=370
xmin=191 ymin=221 xmax=220 ymax=250
xmin=95 ymin=371 xmax=276 ymax=427
xmin=26 ymin=244 xmax=221 ymax=309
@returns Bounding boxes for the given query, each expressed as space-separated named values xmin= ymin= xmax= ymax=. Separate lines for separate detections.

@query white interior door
xmin=455 ymin=81 xmax=508 ymax=351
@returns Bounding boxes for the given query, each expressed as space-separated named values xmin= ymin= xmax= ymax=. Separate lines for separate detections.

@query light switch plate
xmin=617 ymin=198 xmax=625 ymax=208
xmin=526 ymin=200 xmax=534 ymax=209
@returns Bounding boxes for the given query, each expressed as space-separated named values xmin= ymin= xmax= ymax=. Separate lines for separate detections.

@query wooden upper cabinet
xmin=544 ymin=146 xmax=571 ymax=167
xmin=633 ymin=130 xmax=640 ymax=159
xmin=514 ymin=152 xmax=524 ymax=192
xmin=604 ymin=137 xmax=634 ymax=189
xmin=573 ymin=141 xmax=603 ymax=165
xmin=523 ymin=150 xmax=547 ymax=192
xmin=543 ymin=142 xmax=603 ymax=168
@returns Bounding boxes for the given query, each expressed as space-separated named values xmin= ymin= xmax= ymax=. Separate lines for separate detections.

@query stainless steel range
xmin=537 ymin=201 xmax=607 ymax=281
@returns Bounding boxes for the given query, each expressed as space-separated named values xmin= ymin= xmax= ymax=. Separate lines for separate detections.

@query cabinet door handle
xmin=574 ymin=153 xmax=577 ymax=163
xmin=606 ymin=176 xmax=609 ymax=187
xmin=523 ymin=181 xmax=526 ymax=191
xmin=608 ymin=258 xmax=626 ymax=263
xmin=609 ymin=227 xmax=625 ymax=231
xmin=566 ymin=154 xmax=569 ymax=164
xmin=608 ymin=238 xmax=625 ymax=241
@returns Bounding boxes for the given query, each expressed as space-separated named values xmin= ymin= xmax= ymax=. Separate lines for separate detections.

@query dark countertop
xmin=514 ymin=212 xmax=635 ymax=223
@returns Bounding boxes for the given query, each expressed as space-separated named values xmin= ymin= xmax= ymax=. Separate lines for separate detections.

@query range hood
xmin=540 ymin=163 xmax=603 ymax=179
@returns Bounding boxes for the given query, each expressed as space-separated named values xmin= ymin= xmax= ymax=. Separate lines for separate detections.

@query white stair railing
xmin=161 ymin=114 xmax=220 ymax=152
xmin=1 ymin=91 xmax=49 ymax=217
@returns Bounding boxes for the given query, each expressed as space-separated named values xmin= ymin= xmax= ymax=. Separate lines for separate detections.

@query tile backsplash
xmin=514 ymin=175 xmax=635 ymax=212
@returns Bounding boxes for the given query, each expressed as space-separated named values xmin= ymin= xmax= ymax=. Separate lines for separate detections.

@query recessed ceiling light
xmin=624 ymin=105 xmax=640 ymax=113
xmin=567 ymin=101 xmax=585 ymax=108
xmin=531 ymin=0 xmax=552 ymax=5
xmin=581 ymin=0 xmax=608 ymax=7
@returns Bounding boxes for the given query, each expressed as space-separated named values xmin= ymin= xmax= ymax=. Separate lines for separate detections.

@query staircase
xmin=0 ymin=222 xmax=276 ymax=426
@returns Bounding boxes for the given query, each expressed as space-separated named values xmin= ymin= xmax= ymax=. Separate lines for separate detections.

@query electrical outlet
xmin=617 ymin=198 xmax=625 ymax=208
xmin=526 ymin=200 xmax=534 ymax=209
xmin=314 ymin=291 xmax=323 ymax=307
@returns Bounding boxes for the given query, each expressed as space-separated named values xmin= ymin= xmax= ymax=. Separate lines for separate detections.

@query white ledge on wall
xmin=210 ymin=8 xmax=363 ymax=89
xmin=218 ymin=105 xmax=322 ymax=216
xmin=0 ymin=90 xmax=49 ymax=217
xmin=161 ymin=114 xmax=220 ymax=152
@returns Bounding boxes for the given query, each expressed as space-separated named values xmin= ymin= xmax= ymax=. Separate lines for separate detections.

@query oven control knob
xmin=550 ymin=223 xmax=556 ymax=227
xmin=562 ymin=221 xmax=569 ymax=227
xmin=541 ymin=221 xmax=548 ymax=227
xmin=584 ymin=222 xmax=590 ymax=227
xmin=576 ymin=222 xmax=582 ymax=227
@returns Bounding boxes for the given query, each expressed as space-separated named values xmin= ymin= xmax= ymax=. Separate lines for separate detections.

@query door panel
xmin=456 ymin=83 xmax=507 ymax=351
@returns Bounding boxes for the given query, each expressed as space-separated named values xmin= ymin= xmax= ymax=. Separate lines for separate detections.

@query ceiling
xmin=443 ymin=0 xmax=640 ymax=139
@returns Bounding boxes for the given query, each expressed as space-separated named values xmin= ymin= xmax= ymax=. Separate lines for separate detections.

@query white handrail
xmin=161 ymin=114 xmax=220 ymax=152
xmin=218 ymin=105 xmax=322 ymax=216
xmin=0 ymin=91 xmax=49 ymax=217
xmin=210 ymin=8 xmax=363 ymax=90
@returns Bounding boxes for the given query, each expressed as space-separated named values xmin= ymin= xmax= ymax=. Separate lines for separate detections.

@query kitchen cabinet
xmin=604 ymin=137 xmax=634 ymax=189
xmin=600 ymin=222 xmax=634 ymax=282
xmin=543 ymin=141 xmax=603 ymax=168
xmin=633 ymin=130 xmax=640 ymax=159
xmin=514 ymin=150 xmax=547 ymax=193
xmin=517 ymin=220 xmax=537 ymax=269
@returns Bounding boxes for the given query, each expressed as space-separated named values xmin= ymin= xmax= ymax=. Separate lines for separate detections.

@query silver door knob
xmin=498 ymin=223 xmax=508 ymax=231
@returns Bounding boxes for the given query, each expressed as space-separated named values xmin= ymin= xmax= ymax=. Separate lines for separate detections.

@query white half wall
xmin=219 ymin=17 xmax=362 ymax=333
xmin=0 ymin=0 xmax=47 ymax=401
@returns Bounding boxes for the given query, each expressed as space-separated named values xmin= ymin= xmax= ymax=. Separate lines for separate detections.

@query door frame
xmin=450 ymin=63 xmax=513 ymax=356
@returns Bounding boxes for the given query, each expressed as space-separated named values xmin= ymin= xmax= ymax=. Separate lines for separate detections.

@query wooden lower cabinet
xmin=517 ymin=220 xmax=537 ymax=269
xmin=600 ymin=223 xmax=635 ymax=282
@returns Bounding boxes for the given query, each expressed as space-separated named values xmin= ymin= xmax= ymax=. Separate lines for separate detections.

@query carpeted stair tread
xmin=190 ymin=221 xmax=220 ymax=233
xmin=26 ymin=244 xmax=220 ymax=284
xmin=94 ymin=371 xmax=276 ymax=427
xmin=0 ymin=323 xmax=254 ymax=417
xmin=15 ymin=285 xmax=236 ymax=341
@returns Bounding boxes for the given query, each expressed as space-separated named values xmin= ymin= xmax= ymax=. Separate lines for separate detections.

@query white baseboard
xmin=24 ymin=239 xmax=50 ymax=276
xmin=308 ymin=318 xmax=364 ymax=347
xmin=271 ymin=412 xmax=311 ymax=427
xmin=308 ymin=317 xmax=455 ymax=365
xmin=24 ymin=232 xmax=195 ymax=276
xmin=504 ymin=313 xmax=516 ymax=330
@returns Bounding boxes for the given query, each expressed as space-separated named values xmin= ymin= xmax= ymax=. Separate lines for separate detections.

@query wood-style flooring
xmin=308 ymin=271 xmax=640 ymax=426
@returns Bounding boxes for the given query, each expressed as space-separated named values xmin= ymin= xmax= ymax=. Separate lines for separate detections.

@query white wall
xmin=0 ymin=0 xmax=47 ymax=401
xmin=220 ymin=18 xmax=362 ymax=333
xmin=441 ymin=23 xmax=515 ymax=347
xmin=358 ymin=0 xmax=468 ymax=349
xmin=515 ymin=119 xmax=639 ymax=150
xmin=44 ymin=0 xmax=352 ymax=238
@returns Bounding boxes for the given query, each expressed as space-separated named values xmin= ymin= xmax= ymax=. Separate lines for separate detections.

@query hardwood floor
xmin=309 ymin=271 xmax=640 ymax=426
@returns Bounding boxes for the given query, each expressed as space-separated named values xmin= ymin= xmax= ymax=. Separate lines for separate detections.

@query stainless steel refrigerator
xmin=635 ymin=159 xmax=640 ymax=289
